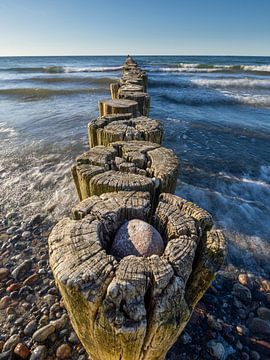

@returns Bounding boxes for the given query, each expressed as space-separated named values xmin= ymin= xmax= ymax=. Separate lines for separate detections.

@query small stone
xmin=236 ymin=340 xmax=243 ymax=350
xmin=32 ymin=324 xmax=55 ymax=342
xmin=50 ymin=314 xmax=68 ymax=330
xmin=24 ymin=320 xmax=37 ymax=337
xmin=236 ymin=325 xmax=249 ymax=336
xmin=111 ymin=219 xmax=164 ymax=258
xmin=233 ymin=283 xmax=252 ymax=303
xmin=238 ymin=274 xmax=249 ymax=287
xmin=6 ymin=226 xmax=19 ymax=235
xmin=241 ymin=352 xmax=250 ymax=360
xmin=250 ymin=351 xmax=260 ymax=360
xmin=260 ymin=279 xmax=270 ymax=292
xmin=6 ymin=283 xmax=21 ymax=292
xmin=257 ymin=307 xmax=270 ymax=321
xmin=207 ymin=340 xmax=225 ymax=359
xmin=0 ymin=296 xmax=11 ymax=310
xmin=11 ymin=260 xmax=32 ymax=281
xmin=68 ymin=332 xmax=79 ymax=344
xmin=23 ymin=273 xmax=39 ymax=286
xmin=180 ymin=332 xmax=192 ymax=345
xmin=2 ymin=334 xmax=20 ymax=352
xmin=30 ymin=345 xmax=47 ymax=360
xmin=22 ymin=231 xmax=31 ymax=239
xmin=0 ymin=268 xmax=9 ymax=281
xmin=207 ymin=315 xmax=222 ymax=331
xmin=14 ymin=343 xmax=31 ymax=359
xmin=39 ymin=315 xmax=49 ymax=326
xmin=56 ymin=344 xmax=72 ymax=359
xmin=248 ymin=318 xmax=270 ymax=337
xmin=43 ymin=294 xmax=56 ymax=306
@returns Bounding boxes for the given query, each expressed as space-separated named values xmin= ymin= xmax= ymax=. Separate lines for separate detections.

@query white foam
xmin=241 ymin=65 xmax=270 ymax=72
xmin=63 ymin=66 xmax=123 ymax=73
xmin=192 ymin=78 xmax=270 ymax=88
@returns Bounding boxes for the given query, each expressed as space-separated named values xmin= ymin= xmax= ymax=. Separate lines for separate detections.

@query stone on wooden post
xmin=49 ymin=191 xmax=225 ymax=360
xmin=71 ymin=140 xmax=179 ymax=202
xmin=88 ymin=115 xmax=163 ymax=148
xmin=99 ymin=99 xmax=138 ymax=117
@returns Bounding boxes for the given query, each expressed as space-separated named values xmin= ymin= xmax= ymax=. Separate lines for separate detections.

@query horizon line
xmin=0 ymin=53 xmax=270 ymax=58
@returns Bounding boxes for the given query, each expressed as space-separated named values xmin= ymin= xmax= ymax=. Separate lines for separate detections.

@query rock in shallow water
xmin=111 ymin=219 xmax=164 ymax=258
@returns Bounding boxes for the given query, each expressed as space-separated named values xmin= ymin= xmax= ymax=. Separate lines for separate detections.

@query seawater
xmin=0 ymin=55 xmax=270 ymax=275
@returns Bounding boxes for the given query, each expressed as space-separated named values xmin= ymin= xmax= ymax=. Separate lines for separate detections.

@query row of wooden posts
xmin=49 ymin=56 xmax=225 ymax=360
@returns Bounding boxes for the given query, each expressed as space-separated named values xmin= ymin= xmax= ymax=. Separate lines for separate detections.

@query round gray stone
xmin=111 ymin=219 xmax=164 ymax=258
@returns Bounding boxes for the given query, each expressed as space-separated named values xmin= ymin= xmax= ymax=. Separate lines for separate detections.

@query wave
xmin=0 ymin=87 xmax=108 ymax=100
xmin=148 ymin=63 xmax=270 ymax=74
xmin=160 ymin=93 xmax=270 ymax=107
xmin=1 ymin=65 xmax=123 ymax=74
xmin=191 ymin=78 xmax=270 ymax=89
xmin=27 ymin=76 xmax=117 ymax=84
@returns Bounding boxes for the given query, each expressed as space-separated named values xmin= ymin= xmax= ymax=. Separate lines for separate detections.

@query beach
xmin=1 ymin=55 xmax=270 ymax=359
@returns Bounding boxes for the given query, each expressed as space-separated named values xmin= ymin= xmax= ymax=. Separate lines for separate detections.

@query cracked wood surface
xmin=88 ymin=115 xmax=163 ymax=148
xmin=49 ymin=191 xmax=225 ymax=360
xmin=72 ymin=140 xmax=179 ymax=202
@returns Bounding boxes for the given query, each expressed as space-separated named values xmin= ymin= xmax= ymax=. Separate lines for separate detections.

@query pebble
xmin=24 ymin=320 xmax=37 ymax=337
xmin=236 ymin=324 xmax=249 ymax=336
xmin=32 ymin=324 xmax=55 ymax=342
xmin=14 ymin=343 xmax=31 ymax=359
xmin=257 ymin=306 xmax=270 ymax=321
xmin=238 ymin=274 xmax=252 ymax=288
xmin=207 ymin=340 xmax=225 ymax=359
xmin=11 ymin=260 xmax=32 ymax=281
xmin=56 ymin=344 xmax=72 ymax=359
xmin=233 ymin=283 xmax=252 ymax=303
xmin=51 ymin=314 xmax=69 ymax=330
xmin=6 ymin=226 xmax=19 ymax=235
xmin=30 ymin=345 xmax=47 ymax=360
xmin=23 ymin=273 xmax=39 ymax=286
xmin=207 ymin=315 xmax=222 ymax=331
xmin=250 ymin=351 xmax=260 ymax=360
xmin=68 ymin=332 xmax=79 ymax=344
xmin=22 ymin=231 xmax=31 ymax=239
xmin=248 ymin=317 xmax=270 ymax=337
xmin=2 ymin=334 xmax=20 ymax=352
xmin=260 ymin=279 xmax=270 ymax=292
xmin=0 ymin=296 xmax=11 ymax=310
xmin=0 ymin=268 xmax=9 ymax=281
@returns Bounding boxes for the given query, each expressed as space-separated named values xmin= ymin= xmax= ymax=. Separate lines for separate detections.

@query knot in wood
xmin=111 ymin=219 xmax=164 ymax=258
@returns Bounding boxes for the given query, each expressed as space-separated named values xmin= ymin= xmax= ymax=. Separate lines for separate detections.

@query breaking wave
xmin=160 ymin=93 xmax=270 ymax=107
xmin=1 ymin=65 xmax=123 ymax=74
xmin=149 ymin=63 xmax=270 ymax=74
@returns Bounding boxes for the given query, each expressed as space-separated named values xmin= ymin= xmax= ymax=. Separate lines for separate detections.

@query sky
xmin=0 ymin=0 xmax=269 ymax=56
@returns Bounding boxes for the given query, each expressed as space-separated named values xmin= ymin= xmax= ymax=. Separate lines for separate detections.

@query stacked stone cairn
xmin=49 ymin=56 xmax=226 ymax=360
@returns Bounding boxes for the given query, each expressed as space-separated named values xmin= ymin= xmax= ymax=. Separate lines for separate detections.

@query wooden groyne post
xmin=49 ymin=56 xmax=225 ymax=360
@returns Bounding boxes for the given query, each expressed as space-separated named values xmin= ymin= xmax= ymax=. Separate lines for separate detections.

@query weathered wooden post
xmin=71 ymin=140 xmax=179 ymax=201
xmin=49 ymin=191 xmax=225 ymax=360
xmin=99 ymin=99 xmax=138 ymax=117
xmin=88 ymin=115 xmax=163 ymax=148
xmin=48 ymin=56 xmax=225 ymax=360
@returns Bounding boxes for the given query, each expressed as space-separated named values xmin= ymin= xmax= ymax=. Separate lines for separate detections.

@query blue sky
xmin=0 ymin=0 xmax=269 ymax=56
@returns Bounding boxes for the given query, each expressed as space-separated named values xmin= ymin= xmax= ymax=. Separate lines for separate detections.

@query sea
xmin=0 ymin=55 xmax=270 ymax=275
